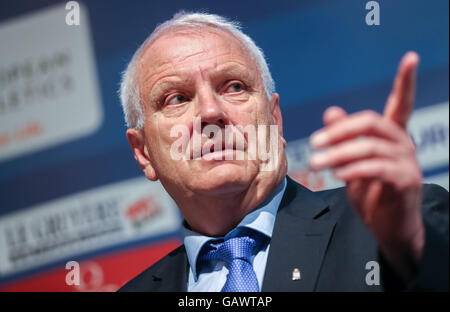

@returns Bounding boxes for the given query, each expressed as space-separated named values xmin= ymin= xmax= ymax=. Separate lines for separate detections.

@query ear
xmin=126 ymin=128 xmax=158 ymax=181
xmin=269 ymin=93 xmax=287 ymax=148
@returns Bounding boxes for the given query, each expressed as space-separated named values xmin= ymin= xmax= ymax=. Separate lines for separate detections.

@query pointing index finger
xmin=383 ymin=52 xmax=420 ymax=129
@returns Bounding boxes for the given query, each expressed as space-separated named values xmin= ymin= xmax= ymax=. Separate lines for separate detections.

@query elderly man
xmin=118 ymin=12 xmax=448 ymax=292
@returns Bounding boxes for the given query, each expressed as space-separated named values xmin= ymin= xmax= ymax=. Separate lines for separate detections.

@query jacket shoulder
xmin=118 ymin=244 xmax=187 ymax=292
xmin=313 ymin=183 xmax=448 ymax=215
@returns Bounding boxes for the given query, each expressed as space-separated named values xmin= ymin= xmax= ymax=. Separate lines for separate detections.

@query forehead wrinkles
xmin=138 ymin=27 xmax=262 ymax=105
xmin=143 ymin=48 xmax=237 ymax=86
xmin=141 ymin=51 xmax=244 ymax=109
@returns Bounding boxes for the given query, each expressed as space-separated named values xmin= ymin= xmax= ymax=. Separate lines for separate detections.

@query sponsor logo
xmin=0 ymin=3 xmax=102 ymax=161
xmin=0 ymin=239 xmax=181 ymax=292
xmin=408 ymin=101 xmax=449 ymax=171
xmin=125 ymin=197 xmax=162 ymax=229
xmin=0 ymin=177 xmax=180 ymax=277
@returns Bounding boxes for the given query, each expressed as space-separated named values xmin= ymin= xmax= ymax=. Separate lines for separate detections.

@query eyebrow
xmin=149 ymin=62 xmax=256 ymax=99
xmin=215 ymin=63 xmax=256 ymax=81
xmin=149 ymin=77 xmax=194 ymax=100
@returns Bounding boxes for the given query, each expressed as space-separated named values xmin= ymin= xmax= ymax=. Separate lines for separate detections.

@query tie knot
xmin=199 ymin=235 xmax=257 ymax=265
xmin=197 ymin=232 xmax=263 ymax=292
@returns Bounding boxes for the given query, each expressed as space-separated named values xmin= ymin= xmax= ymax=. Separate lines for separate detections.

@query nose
xmin=196 ymin=85 xmax=228 ymax=131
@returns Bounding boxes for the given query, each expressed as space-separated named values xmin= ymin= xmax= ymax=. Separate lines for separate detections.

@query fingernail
xmin=310 ymin=132 xmax=329 ymax=148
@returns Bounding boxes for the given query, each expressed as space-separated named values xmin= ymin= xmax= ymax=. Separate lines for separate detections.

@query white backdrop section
xmin=408 ymin=102 xmax=449 ymax=173
xmin=0 ymin=177 xmax=180 ymax=277
xmin=286 ymin=101 xmax=449 ymax=191
xmin=0 ymin=3 xmax=102 ymax=161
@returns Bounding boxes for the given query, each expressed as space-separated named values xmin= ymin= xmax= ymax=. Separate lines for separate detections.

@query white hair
xmin=119 ymin=11 xmax=276 ymax=129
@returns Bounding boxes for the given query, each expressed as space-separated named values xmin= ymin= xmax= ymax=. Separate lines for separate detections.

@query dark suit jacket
xmin=119 ymin=176 xmax=449 ymax=292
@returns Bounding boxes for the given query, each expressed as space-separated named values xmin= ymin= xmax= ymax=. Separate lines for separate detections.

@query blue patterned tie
xmin=198 ymin=235 xmax=259 ymax=292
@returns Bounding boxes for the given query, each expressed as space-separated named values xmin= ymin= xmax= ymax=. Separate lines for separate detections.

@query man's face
xmin=128 ymin=27 xmax=283 ymax=198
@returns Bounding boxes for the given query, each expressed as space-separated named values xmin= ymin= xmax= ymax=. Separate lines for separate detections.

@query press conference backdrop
xmin=0 ymin=0 xmax=448 ymax=291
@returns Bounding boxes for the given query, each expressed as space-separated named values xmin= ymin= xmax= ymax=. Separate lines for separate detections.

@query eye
xmin=225 ymin=82 xmax=244 ymax=93
xmin=166 ymin=94 xmax=187 ymax=106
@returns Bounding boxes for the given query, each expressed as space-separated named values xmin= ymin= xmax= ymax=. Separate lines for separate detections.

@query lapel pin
xmin=292 ymin=268 xmax=301 ymax=280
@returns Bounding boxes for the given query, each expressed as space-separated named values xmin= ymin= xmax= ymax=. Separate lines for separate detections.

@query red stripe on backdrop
xmin=1 ymin=238 xmax=182 ymax=292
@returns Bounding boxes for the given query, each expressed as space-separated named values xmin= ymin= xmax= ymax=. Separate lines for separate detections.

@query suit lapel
xmin=262 ymin=176 xmax=337 ymax=292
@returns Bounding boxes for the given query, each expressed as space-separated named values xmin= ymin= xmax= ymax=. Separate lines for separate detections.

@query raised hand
xmin=309 ymin=52 xmax=424 ymax=282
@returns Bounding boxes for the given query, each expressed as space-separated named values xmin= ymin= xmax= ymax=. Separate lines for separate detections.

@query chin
xmin=190 ymin=162 xmax=255 ymax=196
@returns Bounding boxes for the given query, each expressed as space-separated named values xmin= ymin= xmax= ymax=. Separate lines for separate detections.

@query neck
xmin=174 ymin=158 xmax=287 ymax=237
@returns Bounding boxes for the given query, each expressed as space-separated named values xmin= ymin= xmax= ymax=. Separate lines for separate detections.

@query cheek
xmin=228 ymin=110 xmax=253 ymax=126
xmin=145 ymin=116 xmax=191 ymax=157
xmin=226 ymin=98 xmax=264 ymax=126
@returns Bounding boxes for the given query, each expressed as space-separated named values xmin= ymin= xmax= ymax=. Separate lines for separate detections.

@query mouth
xmin=193 ymin=139 xmax=245 ymax=161
xmin=201 ymin=149 xmax=238 ymax=160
